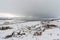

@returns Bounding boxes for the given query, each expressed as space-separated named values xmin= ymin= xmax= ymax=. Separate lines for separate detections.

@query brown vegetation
xmin=44 ymin=24 xmax=58 ymax=29
xmin=0 ymin=26 xmax=12 ymax=30
xmin=17 ymin=32 xmax=25 ymax=36
xmin=34 ymin=32 xmax=42 ymax=36
xmin=5 ymin=32 xmax=14 ymax=39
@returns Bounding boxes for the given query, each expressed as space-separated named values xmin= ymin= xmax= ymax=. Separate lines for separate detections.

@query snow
xmin=0 ymin=20 xmax=60 ymax=40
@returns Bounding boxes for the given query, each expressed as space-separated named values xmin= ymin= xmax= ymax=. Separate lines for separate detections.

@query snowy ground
xmin=0 ymin=20 xmax=60 ymax=40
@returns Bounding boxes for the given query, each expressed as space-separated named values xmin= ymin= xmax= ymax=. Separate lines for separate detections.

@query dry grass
xmin=5 ymin=32 xmax=14 ymax=39
xmin=43 ymin=24 xmax=58 ymax=29
xmin=0 ymin=26 xmax=12 ymax=30
xmin=5 ymin=31 xmax=26 ymax=39
xmin=34 ymin=32 xmax=42 ymax=36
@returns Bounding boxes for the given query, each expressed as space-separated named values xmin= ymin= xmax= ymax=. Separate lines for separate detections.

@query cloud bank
xmin=0 ymin=0 xmax=60 ymax=20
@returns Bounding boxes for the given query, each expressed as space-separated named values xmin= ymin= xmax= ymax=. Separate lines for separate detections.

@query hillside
xmin=0 ymin=20 xmax=60 ymax=40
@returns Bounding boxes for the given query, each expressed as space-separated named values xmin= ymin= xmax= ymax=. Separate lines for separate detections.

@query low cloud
xmin=0 ymin=0 xmax=60 ymax=20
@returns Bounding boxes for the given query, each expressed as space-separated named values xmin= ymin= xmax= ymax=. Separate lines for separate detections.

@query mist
xmin=0 ymin=0 xmax=60 ymax=20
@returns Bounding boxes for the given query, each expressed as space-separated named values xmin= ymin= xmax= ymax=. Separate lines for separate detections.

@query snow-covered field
xmin=0 ymin=20 xmax=60 ymax=40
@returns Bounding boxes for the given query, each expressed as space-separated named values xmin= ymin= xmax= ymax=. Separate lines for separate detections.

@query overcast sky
xmin=0 ymin=0 xmax=60 ymax=19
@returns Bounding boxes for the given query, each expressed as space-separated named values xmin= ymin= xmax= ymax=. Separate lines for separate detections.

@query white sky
xmin=0 ymin=13 xmax=20 ymax=18
xmin=0 ymin=0 xmax=60 ymax=18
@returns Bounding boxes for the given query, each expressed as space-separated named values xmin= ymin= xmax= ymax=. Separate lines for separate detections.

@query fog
xmin=0 ymin=0 xmax=60 ymax=20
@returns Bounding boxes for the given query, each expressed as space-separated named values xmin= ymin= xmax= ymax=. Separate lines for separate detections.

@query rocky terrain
xmin=0 ymin=20 xmax=60 ymax=40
